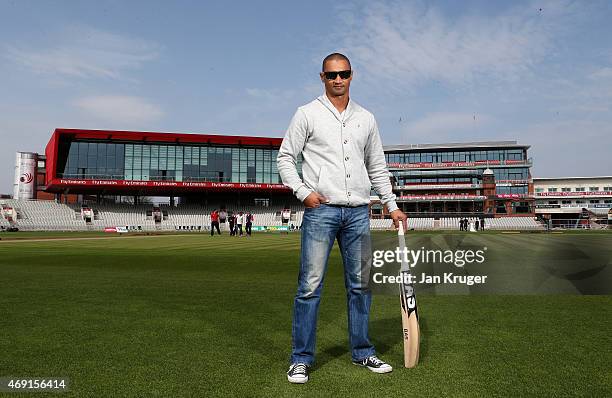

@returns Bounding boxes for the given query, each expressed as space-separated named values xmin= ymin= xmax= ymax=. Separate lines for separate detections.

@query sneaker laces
xmin=368 ymin=356 xmax=384 ymax=365
xmin=291 ymin=363 xmax=307 ymax=374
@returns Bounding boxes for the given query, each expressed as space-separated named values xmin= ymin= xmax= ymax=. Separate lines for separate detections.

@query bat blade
xmin=398 ymin=220 xmax=420 ymax=368
xmin=400 ymin=273 xmax=420 ymax=368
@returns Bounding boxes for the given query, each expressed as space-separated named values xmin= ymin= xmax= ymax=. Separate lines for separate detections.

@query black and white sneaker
xmin=287 ymin=363 xmax=309 ymax=384
xmin=352 ymin=355 xmax=393 ymax=374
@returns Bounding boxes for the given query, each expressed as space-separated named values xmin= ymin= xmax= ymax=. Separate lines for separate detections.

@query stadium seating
xmin=0 ymin=216 xmax=10 ymax=229
xmin=0 ymin=199 xmax=545 ymax=232
xmin=0 ymin=199 xmax=87 ymax=231
xmin=484 ymin=217 xmax=544 ymax=231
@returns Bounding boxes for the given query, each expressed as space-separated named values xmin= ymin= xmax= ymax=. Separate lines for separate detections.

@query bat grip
xmin=398 ymin=219 xmax=405 ymax=236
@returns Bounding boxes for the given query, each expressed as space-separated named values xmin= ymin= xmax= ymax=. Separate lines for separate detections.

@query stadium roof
xmin=384 ymin=140 xmax=530 ymax=151
xmin=534 ymin=176 xmax=612 ymax=181
xmin=49 ymin=128 xmax=283 ymax=147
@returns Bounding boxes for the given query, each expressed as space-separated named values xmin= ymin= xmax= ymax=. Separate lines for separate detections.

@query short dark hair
xmin=322 ymin=53 xmax=351 ymax=71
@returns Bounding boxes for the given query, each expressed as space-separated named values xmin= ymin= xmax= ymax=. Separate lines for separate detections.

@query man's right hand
xmin=303 ymin=192 xmax=328 ymax=208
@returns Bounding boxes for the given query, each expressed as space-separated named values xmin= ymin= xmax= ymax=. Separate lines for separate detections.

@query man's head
xmin=320 ymin=53 xmax=352 ymax=98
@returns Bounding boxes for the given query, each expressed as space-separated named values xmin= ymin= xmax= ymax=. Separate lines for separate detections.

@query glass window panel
xmin=125 ymin=155 xmax=133 ymax=170
xmin=77 ymin=142 xmax=88 ymax=168
xmin=68 ymin=142 xmax=79 ymax=164
xmin=87 ymin=143 xmax=97 ymax=169
xmin=149 ymin=152 xmax=158 ymax=170
xmin=115 ymin=144 xmax=125 ymax=169
xmin=191 ymin=147 xmax=198 ymax=165
xmin=95 ymin=143 xmax=105 ymax=168
xmin=133 ymin=155 xmax=141 ymax=172
xmin=200 ymin=147 xmax=207 ymax=166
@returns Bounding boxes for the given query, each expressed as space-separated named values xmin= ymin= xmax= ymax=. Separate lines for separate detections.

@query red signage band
xmin=496 ymin=194 xmax=534 ymax=199
xmin=388 ymin=159 xmax=527 ymax=169
xmin=536 ymin=191 xmax=612 ymax=197
xmin=48 ymin=178 xmax=291 ymax=191
xmin=398 ymin=195 xmax=486 ymax=200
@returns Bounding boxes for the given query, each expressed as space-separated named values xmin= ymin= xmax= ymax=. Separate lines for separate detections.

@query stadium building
xmin=534 ymin=176 xmax=612 ymax=228
xmin=378 ymin=141 xmax=534 ymax=218
xmin=4 ymin=129 xmax=546 ymax=232
xmin=36 ymin=128 xmax=292 ymax=205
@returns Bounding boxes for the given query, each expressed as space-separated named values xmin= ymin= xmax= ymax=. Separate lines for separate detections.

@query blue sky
xmin=1 ymin=0 xmax=611 ymax=193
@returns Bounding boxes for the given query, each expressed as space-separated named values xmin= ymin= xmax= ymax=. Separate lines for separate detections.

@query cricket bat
xmin=398 ymin=220 xmax=420 ymax=368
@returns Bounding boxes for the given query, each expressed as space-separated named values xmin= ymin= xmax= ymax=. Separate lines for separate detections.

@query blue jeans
xmin=291 ymin=204 xmax=375 ymax=365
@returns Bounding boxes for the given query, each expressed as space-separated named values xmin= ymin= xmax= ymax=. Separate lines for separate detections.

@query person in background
xmin=236 ymin=211 xmax=244 ymax=236
xmin=245 ymin=212 xmax=253 ymax=236
xmin=475 ymin=218 xmax=480 ymax=231
xmin=219 ymin=208 xmax=228 ymax=231
xmin=480 ymin=217 xmax=485 ymax=231
xmin=210 ymin=209 xmax=221 ymax=236
xmin=229 ymin=212 xmax=236 ymax=236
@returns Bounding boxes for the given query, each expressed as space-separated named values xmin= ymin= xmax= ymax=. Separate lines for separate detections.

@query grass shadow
xmin=370 ymin=315 xmax=430 ymax=364
xmin=312 ymin=344 xmax=349 ymax=371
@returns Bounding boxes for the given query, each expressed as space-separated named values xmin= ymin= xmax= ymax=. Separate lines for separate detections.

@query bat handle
xmin=398 ymin=219 xmax=405 ymax=236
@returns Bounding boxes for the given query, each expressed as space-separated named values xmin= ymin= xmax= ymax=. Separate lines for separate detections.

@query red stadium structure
xmin=39 ymin=128 xmax=293 ymax=207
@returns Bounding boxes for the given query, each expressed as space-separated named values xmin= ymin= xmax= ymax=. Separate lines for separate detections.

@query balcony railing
xmin=536 ymin=203 xmax=612 ymax=209
xmin=394 ymin=183 xmax=482 ymax=190
xmin=56 ymin=174 xmax=269 ymax=184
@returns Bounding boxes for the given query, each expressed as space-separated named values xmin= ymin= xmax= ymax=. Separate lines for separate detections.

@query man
xmin=277 ymin=53 xmax=407 ymax=384
xmin=210 ymin=209 xmax=221 ymax=236
xmin=245 ymin=212 xmax=253 ymax=236
xmin=219 ymin=208 xmax=228 ymax=231
xmin=236 ymin=211 xmax=244 ymax=236
xmin=228 ymin=212 xmax=236 ymax=236
xmin=480 ymin=217 xmax=485 ymax=231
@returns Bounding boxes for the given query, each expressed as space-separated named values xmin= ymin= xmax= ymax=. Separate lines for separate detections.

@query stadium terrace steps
xmin=0 ymin=200 xmax=544 ymax=232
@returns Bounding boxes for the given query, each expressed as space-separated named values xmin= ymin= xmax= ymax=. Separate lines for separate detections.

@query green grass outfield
xmin=0 ymin=231 xmax=610 ymax=397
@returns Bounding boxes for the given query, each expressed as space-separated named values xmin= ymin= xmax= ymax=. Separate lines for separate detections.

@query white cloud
xmin=589 ymin=67 xmax=612 ymax=80
xmin=73 ymin=95 xmax=163 ymax=124
xmin=335 ymin=0 xmax=580 ymax=91
xmin=4 ymin=26 xmax=160 ymax=80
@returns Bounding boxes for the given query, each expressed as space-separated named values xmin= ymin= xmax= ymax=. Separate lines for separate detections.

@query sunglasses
xmin=323 ymin=70 xmax=352 ymax=80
